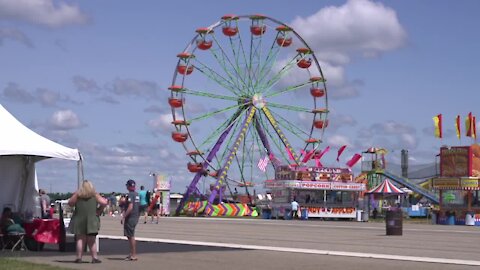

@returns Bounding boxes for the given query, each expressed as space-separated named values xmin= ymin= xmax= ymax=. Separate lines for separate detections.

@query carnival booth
xmin=432 ymin=145 xmax=480 ymax=225
xmin=365 ymin=178 xmax=405 ymax=216
xmin=265 ymin=165 xmax=366 ymax=219
xmin=0 ymin=104 xmax=82 ymax=248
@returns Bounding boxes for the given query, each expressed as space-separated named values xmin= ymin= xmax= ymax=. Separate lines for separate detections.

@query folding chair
xmin=3 ymin=232 xmax=27 ymax=251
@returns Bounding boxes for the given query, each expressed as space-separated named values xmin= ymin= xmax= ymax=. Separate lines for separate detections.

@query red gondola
xmin=188 ymin=162 xmax=203 ymax=173
xmin=276 ymin=25 xmax=292 ymax=32
xmin=168 ymin=98 xmax=183 ymax=108
xmin=314 ymin=120 xmax=329 ymax=129
xmin=305 ymin=138 xmax=320 ymax=143
xmin=186 ymin=150 xmax=203 ymax=156
xmin=168 ymin=85 xmax=184 ymax=92
xmin=209 ymin=170 xmax=218 ymax=177
xmin=296 ymin=48 xmax=312 ymax=54
xmin=250 ymin=25 xmax=266 ymax=36
xmin=222 ymin=27 xmax=238 ymax=37
xmin=196 ymin=27 xmax=212 ymax=34
xmin=309 ymin=76 xmax=324 ymax=82
xmin=177 ymin=65 xmax=194 ymax=75
xmin=172 ymin=132 xmax=188 ymax=142
xmin=297 ymin=58 xmax=312 ymax=68
xmin=171 ymin=120 xmax=189 ymax=126
xmin=177 ymin=52 xmax=193 ymax=59
xmin=312 ymin=108 xmax=328 ymax=114
xmin=197 ymin=40 xmax=213 ymax=50
xmin=276 ymin=37 xmax=292 ymax=47
xmin=310 ymin=87 xmax=325 ymax=97
xmin=221 ymin=14 xmax=238 ymax=20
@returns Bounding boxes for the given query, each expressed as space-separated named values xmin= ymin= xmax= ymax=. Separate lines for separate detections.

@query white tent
xmin=0 ymin=104 xmax=83 ymax=217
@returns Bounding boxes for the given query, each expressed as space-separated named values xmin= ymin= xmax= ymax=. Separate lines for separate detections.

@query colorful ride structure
xmin=362 ymin=144 xmax=480 ymax=225
xmin=169 ymin=15 xmax=330 ymax=215
xmin=431 ymin=144 xmax=480 ymax=225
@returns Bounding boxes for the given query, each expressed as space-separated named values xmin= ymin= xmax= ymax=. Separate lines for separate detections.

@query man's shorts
xmin=139 ymin=205 xmax=147 ymax=215
xmin=124 ymin=217 xmax=139 ymax=237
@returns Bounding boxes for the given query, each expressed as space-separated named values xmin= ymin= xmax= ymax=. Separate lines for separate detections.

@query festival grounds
xmin=1 ymin=216 xmax=480 ymax=270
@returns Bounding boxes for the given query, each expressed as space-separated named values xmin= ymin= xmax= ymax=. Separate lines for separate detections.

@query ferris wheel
xmin=169 ymin=14 xmax=329 ymax=214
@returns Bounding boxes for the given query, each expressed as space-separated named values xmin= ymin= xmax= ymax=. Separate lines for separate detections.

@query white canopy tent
xmin=0 ymin=104 xmax=83 ymax=217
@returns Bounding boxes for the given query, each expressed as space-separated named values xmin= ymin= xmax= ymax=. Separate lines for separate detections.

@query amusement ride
xmin=168 ymin=15 xmax=329 ymax=215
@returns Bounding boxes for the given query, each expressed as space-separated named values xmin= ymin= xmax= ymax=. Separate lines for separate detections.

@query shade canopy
xmin=366 ymin=178 xmax=404 ymax=195
xmin=0 ymin=104 xmax=80 ymax=161
xmin=0 ymin=104 xmax=81 ymax=217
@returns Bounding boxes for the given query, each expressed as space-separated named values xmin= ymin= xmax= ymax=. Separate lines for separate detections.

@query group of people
xmin=105 ymin=187 xmax=166 ymax=224
xmin=68 ymin=179 xmax=153 ymax=263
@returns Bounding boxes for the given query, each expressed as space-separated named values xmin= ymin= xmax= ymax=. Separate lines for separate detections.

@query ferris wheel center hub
xmin=252 ymin=93 xmax=266 ymax=109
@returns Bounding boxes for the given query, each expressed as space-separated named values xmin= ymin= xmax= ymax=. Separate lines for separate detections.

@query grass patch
xmin=0 ymin=258 xmax=71 ymax=270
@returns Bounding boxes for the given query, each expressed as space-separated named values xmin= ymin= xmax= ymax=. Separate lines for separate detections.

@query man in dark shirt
xmin=121 ymin=179 xmax=140 ymax=261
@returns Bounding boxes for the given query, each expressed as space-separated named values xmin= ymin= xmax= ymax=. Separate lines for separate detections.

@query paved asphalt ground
xmin=2 ymin=216 xmax=480 ymax=270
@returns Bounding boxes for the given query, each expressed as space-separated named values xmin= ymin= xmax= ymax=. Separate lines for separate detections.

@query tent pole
xmin=77 ymin=153 xmax=84 ymax=189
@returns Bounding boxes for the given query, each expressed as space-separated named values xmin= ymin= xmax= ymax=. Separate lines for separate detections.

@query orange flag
xmin=432 ymin=114 xmax=442 ymax=138
xmin=455 ymin=115 xmax=461 ymax=139
xmin=466 ymin=112 xmax=473 ymax=137
xmin=473 ymin=116 xmax=477 ymax=139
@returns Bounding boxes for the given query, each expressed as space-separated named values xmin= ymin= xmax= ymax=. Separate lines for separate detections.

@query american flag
xmin=257 ymin=155 xmax=269 ymax=172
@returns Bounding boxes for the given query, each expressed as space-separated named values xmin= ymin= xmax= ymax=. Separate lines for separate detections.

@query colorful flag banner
xmin=336 ymin=145 xmax=347 ymax=162
xmin=473 ymin=116 xmax=477 ymax=139
xmin=455 ymin=115 xmax=461 ymax=140
xmin=257 ymin=156 xmax=269 ymax=172
xmin=432 ymin=114 xmax=442 ymax=138
xmin=466 ymin=112 xmax=473 ymax=137
xmin=346 ymin=153 xmax=362 ymax=168
xmin=301 ymin=149 xmax=315 ymax=163
xmin=315 ymin=157 xmax=323 ymax=167
xmin=314 ymin=146 xmax=330 ymax=160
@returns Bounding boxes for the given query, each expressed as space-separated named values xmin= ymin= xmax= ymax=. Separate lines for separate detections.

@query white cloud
xmin=286 ymin=0 xmax=406 ymax=100
xmin=48 ymin=109 xmax=85 ymax=130
xmin=372 ymin=121 xmax=415 ymax=135
xmin=147 ymin=113 xmax=173 ymax=131
xmin=0 ymin=0 xmax=88 ymax=27
xmin=399 ymin=133 xmax=417 ymax=149
xmin=109 ymin=78 xmax=161 ymax=100
xmin=3 ymin=82 xmax=34 ymax=103
xmin=72 ymin=76 xmax=100 ymax=94
xmin=327 ymin=134 xmax=352 ymax=147
xmin=291 ymin=0 xmax=407 ymax=62
xmin=0 ymin=27 xmax=34 ymax=48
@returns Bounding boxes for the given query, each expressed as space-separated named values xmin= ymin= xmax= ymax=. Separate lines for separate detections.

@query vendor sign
xmin=307 ymin=207 xmax=356 ymax=218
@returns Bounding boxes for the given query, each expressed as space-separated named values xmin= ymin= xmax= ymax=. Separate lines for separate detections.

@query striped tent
xmin=366 ymin=178 xmax=404 ymax=194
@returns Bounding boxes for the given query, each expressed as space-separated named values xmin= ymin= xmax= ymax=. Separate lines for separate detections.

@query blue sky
xmin=1 ymin=0 xmax=479 ymax=193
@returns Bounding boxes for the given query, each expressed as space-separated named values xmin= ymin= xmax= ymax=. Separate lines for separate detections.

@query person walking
xmin=68 ymin=180 xmax=108 ymax=264
xmin=290 ymin=198 xmax=299 ymax=219
xmin=138 ymin=186 xmax=148 ymax=224
xmin=39 ymin=189 xmax=51 ymax=219
xmin=121 ymin=179 xmax=140 ymax=261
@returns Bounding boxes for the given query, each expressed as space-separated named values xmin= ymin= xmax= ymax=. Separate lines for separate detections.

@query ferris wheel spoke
xmin=260 ymin=106 xmax=301 ymax=163
xmin=194 ymin=59 xmax=242 ymax=96
xmin=253 ymin=34 xmax=281 ymax=91
xmin=260 ymin=60 xmax=299 ymax=96
xmin=183 ymin=88 xmax=238 ymax=101
xmin=264 ymin=80 xmax=311 ymax=98
xmin=256 ymin=113 xmax=292 ymax=164
xmin=267 ymin=102 xmax=312 ymax=113
xmin=197 ymin=112 xmax=241 ymax=150
xmin=268 ymin=108 xmax=310 ymax=139
xmin=209 ymin=34 xmax=250 ymax=92
xmin=189 ymin=103 xmax=246 ymax=123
